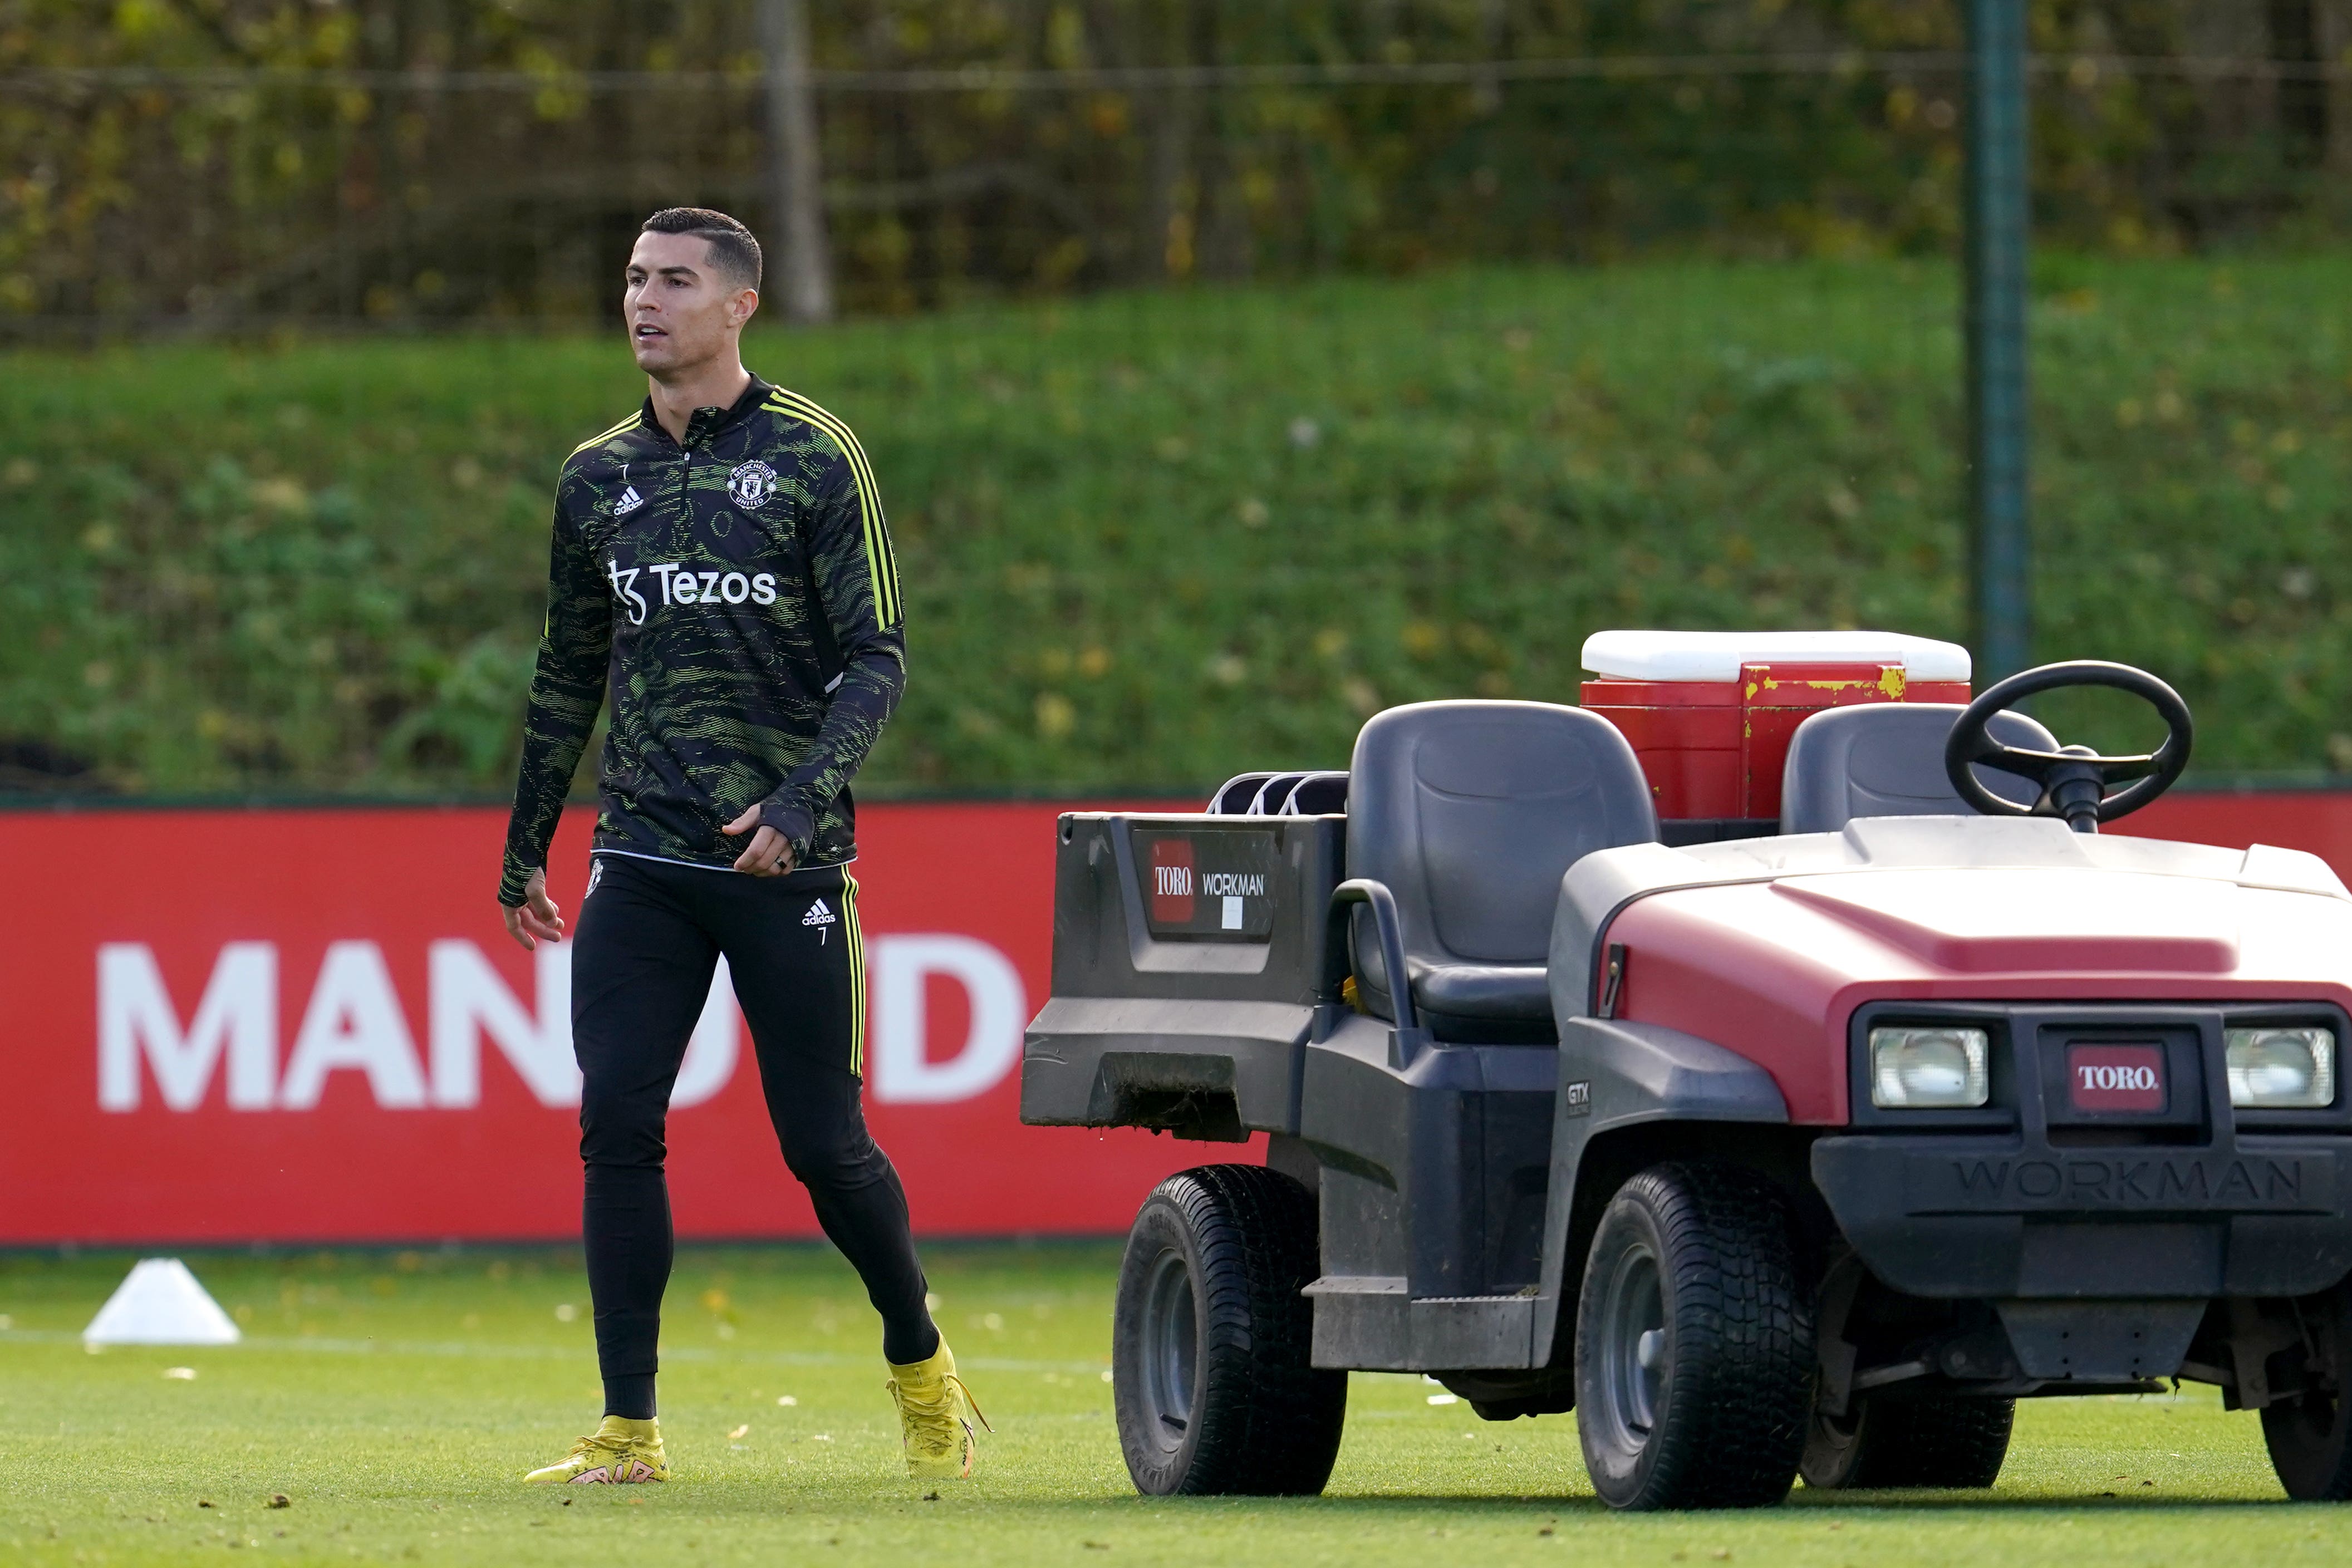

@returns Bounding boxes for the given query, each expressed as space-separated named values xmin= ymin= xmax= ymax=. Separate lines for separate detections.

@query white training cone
xmin=82 ymin=1258 xmax=241 ymax=1346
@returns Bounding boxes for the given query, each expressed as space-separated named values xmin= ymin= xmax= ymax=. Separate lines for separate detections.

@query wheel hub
xmin=1139 ymin=1249 xmax=1197 ymax=1439
xmin=1595 ymin=1244 xmax=1667 ymax=1454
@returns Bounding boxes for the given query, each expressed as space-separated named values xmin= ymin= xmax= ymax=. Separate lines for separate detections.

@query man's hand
xmin=723 ymin=805 xmax=799 ymax=877
xmin=502 ymin=868 xmax=566 ymax=951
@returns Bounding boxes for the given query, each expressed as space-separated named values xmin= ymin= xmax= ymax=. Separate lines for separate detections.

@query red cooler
xmin=1579 ymin=630 xmax=1973 ymax=825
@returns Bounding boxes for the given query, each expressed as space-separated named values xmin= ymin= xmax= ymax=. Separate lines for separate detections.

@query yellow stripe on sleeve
xmin=763 ymin=391 xmax=894 ymax=623
xmin=764 ymin=390 xmax=902 ymax=629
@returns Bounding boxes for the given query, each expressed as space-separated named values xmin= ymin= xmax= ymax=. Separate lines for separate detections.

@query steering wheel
xmin=1943 ymin=660 xmax=2193 ymax=834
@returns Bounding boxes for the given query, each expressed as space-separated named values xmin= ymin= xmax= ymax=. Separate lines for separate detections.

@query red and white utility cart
xmin=1022 ymin=631 xmax=2352 ymax=1508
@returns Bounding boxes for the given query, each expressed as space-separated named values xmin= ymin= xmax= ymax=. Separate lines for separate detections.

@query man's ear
xmin=729 ymin=287 xmax=760 ymax=330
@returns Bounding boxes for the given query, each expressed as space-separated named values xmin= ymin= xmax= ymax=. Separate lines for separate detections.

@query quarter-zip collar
xmin=638 ymin=372 xmax=774 ymax=451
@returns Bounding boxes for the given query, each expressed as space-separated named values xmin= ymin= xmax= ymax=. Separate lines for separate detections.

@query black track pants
xmin=567 ymin=852 xmax=940 ymax=1419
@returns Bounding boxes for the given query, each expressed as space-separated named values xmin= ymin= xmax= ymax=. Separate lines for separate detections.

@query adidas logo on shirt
xmin=613 ymin=485 xmax=645 ymax=516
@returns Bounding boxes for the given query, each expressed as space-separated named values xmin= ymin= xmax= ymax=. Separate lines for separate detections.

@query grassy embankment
xmin=0 ymin=254 xmax=2346 ymax=797
xmin=2 ymin=1243 xmax=2345 ymax=1567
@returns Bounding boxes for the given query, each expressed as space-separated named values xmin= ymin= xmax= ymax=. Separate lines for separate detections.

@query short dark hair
xmin=640 ymin=207 xmax=763 ymax=289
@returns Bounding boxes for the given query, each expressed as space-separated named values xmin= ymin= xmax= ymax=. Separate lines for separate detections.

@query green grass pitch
xmin=3 ymin=1243 xmax=2349 ymax=1565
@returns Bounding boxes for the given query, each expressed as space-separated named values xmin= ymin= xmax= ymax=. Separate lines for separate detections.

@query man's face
xmin=623 ymin=230 xmax=758 ymax=378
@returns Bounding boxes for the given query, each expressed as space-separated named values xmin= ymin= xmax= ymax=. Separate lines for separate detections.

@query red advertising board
xmin=0 ymin=800 xmax=1232 ymax=1246
xmin=3 ymin=787 xmax=2348 ymax=1247
xmin=2118 ymin=788 xmax=2352 ymax=870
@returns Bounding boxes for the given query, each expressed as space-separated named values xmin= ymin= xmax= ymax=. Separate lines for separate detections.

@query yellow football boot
xmin=886 ymin=1340 xmax=989 ymax=1479
xmin=523 ymin=1415 xmax=670 ymax=1485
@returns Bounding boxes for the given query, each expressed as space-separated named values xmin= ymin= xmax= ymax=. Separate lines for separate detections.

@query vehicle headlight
xmin=2225 ymin=1027 xmax=2336 ymax=1109
xmin=1870 ymin=1026 xmax=1990 ymax=1109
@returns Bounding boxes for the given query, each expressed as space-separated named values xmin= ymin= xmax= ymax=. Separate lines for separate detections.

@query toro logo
xmin=2068 ymin=1043 xmax=2166 ymax=1113
xmin=1148 ymin=837 xmax=1196 ymax=924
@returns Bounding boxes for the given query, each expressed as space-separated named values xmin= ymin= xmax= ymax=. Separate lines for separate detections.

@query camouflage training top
xmin=498 ymin=372 xmax=905 ymax=905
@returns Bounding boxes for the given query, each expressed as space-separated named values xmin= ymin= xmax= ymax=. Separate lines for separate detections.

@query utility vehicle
xmin=1023 ymin=631 xmax=2352 ymax=1507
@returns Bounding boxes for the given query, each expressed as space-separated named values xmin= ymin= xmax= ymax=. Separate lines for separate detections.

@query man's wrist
xmin=498 ymin=863 xmax=539 ymax=908
xmin=756 ymin=797 xmax=816 ymax=856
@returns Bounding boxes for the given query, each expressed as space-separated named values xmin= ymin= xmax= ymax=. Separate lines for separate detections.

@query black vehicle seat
xmin=1349 ymin=700 xmax=1659 ymax=1044
xmin=1779 ymin=702 xmax=2059 ymax=834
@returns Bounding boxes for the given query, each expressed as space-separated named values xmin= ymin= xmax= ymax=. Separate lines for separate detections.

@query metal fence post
xmin=758 ymin=0 xmax=836 ymax=325
xmin=1965 ymin=0 xmax=2031 ymax=682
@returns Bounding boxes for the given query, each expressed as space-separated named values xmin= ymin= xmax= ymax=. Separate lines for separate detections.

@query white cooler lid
xmin=1582 ymin=629 xmax=1972 ymax=684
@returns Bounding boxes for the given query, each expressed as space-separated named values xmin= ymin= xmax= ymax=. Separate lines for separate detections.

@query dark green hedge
xmin=2 ymin=254 xmax=2346 ymax=798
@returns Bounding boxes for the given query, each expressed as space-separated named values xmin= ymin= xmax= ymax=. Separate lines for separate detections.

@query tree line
xmin=1 ymin=0 xmax=2345 ymax=333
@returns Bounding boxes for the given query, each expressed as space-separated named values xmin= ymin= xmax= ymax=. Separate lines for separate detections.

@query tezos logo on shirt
xmin=605 ymin=558 xmax=778 ymax=625
xmin=727 ymin=460 xmax=777 ymax=509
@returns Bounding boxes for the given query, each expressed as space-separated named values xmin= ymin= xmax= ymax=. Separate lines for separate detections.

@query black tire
xmin=1574 ymin=1161 xmax=1814 ymax=1511
xmin=1112 ymin=1164 xmax=1347 ymax=1496
xmin=2261 ymin=1285 xmax=2352 ymax=1501
xmin=1801 ymin=1394 xmax=2014 ymax=1490
xmin=2263 ymin=1391 xmax=2352 ymax=1500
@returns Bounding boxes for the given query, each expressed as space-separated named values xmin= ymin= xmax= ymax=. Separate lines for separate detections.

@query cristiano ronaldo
xmin=497 ymin=207 xmax=980 ymax=1486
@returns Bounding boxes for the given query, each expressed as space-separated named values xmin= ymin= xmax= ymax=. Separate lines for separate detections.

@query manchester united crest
xmin=726 ymin=459 xmax=777 ymax=509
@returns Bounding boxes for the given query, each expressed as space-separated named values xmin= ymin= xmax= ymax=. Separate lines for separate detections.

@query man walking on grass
xmin=498 ymin=206 xmax=980 ymax=1486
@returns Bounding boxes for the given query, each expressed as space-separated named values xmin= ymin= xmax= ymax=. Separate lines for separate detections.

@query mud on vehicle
xmin=1022 ymin=631 xmax=2352 ymax=1509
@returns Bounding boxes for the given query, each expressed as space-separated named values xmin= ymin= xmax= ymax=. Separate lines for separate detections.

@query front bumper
xmin=1813 ymin=1133 xmax=2352 ymax=1299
